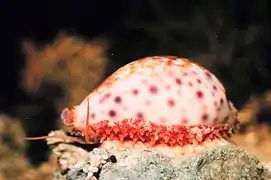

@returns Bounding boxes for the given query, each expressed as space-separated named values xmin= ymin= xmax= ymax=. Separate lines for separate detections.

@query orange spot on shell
xmin=167 ymin=99 xmax=175 ymax=107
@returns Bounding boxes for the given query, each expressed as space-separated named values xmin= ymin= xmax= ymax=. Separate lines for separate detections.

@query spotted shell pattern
xmin=65 ymin=56 xmax=237 ymax=132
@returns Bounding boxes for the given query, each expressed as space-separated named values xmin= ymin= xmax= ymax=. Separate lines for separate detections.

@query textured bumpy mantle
xmin=82 ymin=119 xmax=234 ymax=146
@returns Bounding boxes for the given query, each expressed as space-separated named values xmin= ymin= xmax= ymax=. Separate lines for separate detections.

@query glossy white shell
xmin=72 ymin=56 xmax=237 ymax=130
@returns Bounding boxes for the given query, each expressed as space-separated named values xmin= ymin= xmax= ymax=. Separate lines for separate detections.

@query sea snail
xmin=60 ymin=56 xmax=239 ymax=147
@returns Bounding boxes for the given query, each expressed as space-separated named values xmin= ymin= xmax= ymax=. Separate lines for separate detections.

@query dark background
xmin=0 ymin=0 xmax=269 ymax=165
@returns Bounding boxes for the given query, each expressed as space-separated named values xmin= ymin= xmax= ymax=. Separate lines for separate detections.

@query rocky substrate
xmin=47 ymin=131 xmax=271 ymax=180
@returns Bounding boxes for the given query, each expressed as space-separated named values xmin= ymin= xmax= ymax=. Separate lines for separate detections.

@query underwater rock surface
xmin=50 ymin=135 xmax=271 ymax=180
